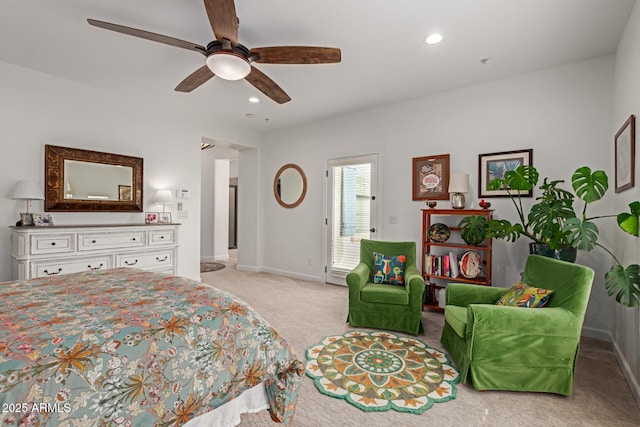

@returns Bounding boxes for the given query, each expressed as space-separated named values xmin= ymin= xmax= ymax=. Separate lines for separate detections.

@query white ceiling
xmin=0 ymin=0 xmax=635 ymax=132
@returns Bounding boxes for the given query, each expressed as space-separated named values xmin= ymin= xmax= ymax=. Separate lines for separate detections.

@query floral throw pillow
xmin=372 ymin=252 xmax=406 ymax=285
xmin=496 ymin=283 xmax=553 ymax=308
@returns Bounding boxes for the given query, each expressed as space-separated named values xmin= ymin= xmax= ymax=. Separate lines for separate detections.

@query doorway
xmin=228 ymin=182 xmax=237 ymax=249
xmin=325 ymin=154 xmax=378 ymax=285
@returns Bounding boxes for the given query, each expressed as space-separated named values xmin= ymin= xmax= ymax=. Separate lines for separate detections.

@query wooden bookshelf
xmin=421 ymin=208 xmax=493 ymax=311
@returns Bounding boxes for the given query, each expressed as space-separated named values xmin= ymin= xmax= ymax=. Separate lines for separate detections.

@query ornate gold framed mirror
xmin=45 ymin=145 xmax=143 ymax=212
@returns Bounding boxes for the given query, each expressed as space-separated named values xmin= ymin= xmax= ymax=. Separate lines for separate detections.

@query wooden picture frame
xmin=118 ymin=185 xmax=132 ymax=201
xmin=478 ymin=149 xmax=533 ymax=198
xmin=412 ymin=154 xmax=450 ymax=201
xmin=615 ymin=114 xmax=635 ymax=193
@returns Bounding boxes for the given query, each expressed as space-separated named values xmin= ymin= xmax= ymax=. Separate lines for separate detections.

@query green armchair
xmin=440 ymin=255 xmax=594 ymax=395
xmin=346 ymin=239 xmax=425 ymax=335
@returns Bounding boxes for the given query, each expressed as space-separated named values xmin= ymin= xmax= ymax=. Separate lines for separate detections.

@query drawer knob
xmin=43 ymin=268 xmax=62 ymax=276
xmin=124 ymin=259 xmax=138 ymax=266
xmin=156 ymin=256 xmax=168 ymax=262
xmin=132 ymin=238 xmax=137 ymax=241
xmin=92 ymin=240 xmax=97 ymax=244
xmin=160 ymin=236 xmax=165 ymax=239
xmin=88 ymin=263 xmax=104 ymax=270
xmin=51 ymin=242 xmax=56 ymax=246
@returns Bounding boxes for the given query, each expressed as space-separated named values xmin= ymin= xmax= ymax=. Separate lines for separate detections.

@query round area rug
xmin=305 ymin=331 xmax=459 ymax=414
xmin=200 ymin=262 xmax=225 ymax=272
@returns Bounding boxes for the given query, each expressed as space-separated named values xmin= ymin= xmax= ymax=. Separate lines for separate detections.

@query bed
xmin=0 ymin=268 xmax=303 ymax=426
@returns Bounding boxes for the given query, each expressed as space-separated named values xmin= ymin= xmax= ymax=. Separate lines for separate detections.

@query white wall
xmin=213 ymin=159 xmax=230 ymax=260
xmin=201 ymin=149 xmax=216 ymax=260
xmin=258 ymin=55 xmax=617 ymax=331
xmin=612 ymin=0 xmax=640 ymax=405
xmin=0 ymin=61 xmax=261 ymax=281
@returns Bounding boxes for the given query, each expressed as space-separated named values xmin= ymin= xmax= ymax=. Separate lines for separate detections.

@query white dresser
xmin=11 ymin=224 xmax=180 ymax=280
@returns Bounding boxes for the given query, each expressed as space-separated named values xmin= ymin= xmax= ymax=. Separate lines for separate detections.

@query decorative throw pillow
xmin=496 ymin=283 xmax=553 ymax=308
xmin=372 ymin=252 xmax=406 ymax=285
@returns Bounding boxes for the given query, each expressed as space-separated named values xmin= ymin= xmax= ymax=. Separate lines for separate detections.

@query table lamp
xmin=11 ymin=180 xmax=44 ymax=225
xmin=154 ymin=189 xmax=173 ymax=214
xmin=449 ymin=173 xmax=469 ymax=209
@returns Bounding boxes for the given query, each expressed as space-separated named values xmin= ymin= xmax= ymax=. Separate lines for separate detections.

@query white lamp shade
xmin=449 ymin=173 xmax=470 ymax=193
xmin=154 ymin=189 xmax=173 ymax=205
xmin=206 ymin=52 xmax=251 ymax=81
xmin=11 ymin=180 xmax=44 ymax=200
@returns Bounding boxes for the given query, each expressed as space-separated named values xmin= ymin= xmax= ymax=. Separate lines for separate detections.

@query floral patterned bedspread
xmin=0 ymin=268 xmax=303 ymax=426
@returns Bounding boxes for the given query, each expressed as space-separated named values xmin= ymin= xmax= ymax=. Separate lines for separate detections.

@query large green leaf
xmin=617 ymin=201 xmax=640 ymax=237
xmin=563 ymin=218 xmax=599 ymax=251
xmin=605 ymin=264 xmax=640 ymax=307
xmin=528 ymin=197 xmax=575 ymax=246
xmin=458 ymin=216 xmax=488 ymax=245
xmin=486 ymin=220 xmax=523 ymax=242
xmin=502 ymin=165 xmax=539 ymax=191
xmin=537 ymin=178 xmax=574 ymax=202
xmin=487 ymin=177 xmax=506 ymax=191
xmin=571 ymin=167 xmax=608 ymax=203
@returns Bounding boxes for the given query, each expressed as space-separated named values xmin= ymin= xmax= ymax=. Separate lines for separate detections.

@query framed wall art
xmin=145 ymin=212 xmax=158 ymax=224
xmin=412 ymin=154 xmax=450 ymax=201
xmin=159 ymin=213 xmax=172 ymax=224
xmin=615 ymin=114 xmax=635 ymax=193
xmin=478 ymin=149 xmax=533 ymax=198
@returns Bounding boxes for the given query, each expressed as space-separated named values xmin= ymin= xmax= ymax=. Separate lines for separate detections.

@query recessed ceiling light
xmin=248 ymin=96 xmax=260 ymax=103
xmin=425 ymin=33 xmax=443 ymax=45
xmin=245 ymin=113 xmax=256 ymax=119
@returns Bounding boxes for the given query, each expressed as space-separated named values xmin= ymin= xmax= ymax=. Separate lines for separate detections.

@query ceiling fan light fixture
xmin=206 ymin=52 xmax=251 ymax=81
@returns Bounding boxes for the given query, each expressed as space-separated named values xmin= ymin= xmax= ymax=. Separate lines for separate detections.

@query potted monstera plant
xmin=460 ymin=165 xmax=640 ymax=307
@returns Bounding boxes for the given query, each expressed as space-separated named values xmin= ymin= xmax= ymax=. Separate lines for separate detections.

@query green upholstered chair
xmin=440 ymin=255 xmax=594 ymax=395
xmin=346 ymin=239 xmax=425 ymax=335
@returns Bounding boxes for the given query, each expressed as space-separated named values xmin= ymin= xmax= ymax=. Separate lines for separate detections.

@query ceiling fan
xmin=88 ymin=0 xmax=341 ymax=104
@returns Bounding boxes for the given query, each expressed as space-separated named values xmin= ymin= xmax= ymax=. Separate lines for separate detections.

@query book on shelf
xmin=425 ymin=253 xmax=456 ymax=277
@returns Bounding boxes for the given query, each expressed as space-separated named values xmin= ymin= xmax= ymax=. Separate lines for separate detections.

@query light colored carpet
xmin=201 ymin=255 xmax=640 ymax=426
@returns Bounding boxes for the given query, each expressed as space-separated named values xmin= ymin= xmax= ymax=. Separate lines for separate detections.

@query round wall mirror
xmin=274 ymin=163 xmax=307 ymax=208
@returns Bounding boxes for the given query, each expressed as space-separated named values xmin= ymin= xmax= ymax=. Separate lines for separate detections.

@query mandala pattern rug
xmin=305 ymin=331 xmax=459 ymax=414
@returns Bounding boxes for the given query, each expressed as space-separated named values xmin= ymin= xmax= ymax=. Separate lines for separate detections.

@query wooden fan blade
xmin=245 ymin=67 xmax=291 ymax=104
xmin=175 ymin=65 xmax=214 ymax=92
xmin=87 ymin=19 xmax=206 ymax=54
xmin=203 ymin=0 xmax=238 ymax=45
xmin=251 ymin=46 xmax=341 ymax=64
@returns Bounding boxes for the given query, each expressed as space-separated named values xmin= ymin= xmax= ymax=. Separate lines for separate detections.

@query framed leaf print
xmin=479 ymin=149 xmax=533 ymax=198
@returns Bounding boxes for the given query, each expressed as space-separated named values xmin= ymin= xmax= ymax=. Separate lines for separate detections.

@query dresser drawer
xmin=148 ymin=229 xmax=177 ymax=245
xmin=31 ymin=255 xmax=113 ymax=278
xmin=116 ymin=250 xmax=174 ymax=270
xmin=78 ymin=231 xmax=146 ymax=251
xmin=30 ymin=233 xmax=75 ymax=255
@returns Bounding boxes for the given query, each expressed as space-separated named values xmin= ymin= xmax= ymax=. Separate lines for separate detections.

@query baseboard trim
xmin=582 ymin=326 xmax=640 ymax=410
xmin=581 ymin=325 xmax=611 ymax=342
xmin=200 ymin=256 xmax=230 ymax=263
xmin=612 ymin=336 xmax=640 ymax=410
xmin=261 ymin=267 xmax=323 ymax=283
xmin=236 ymin=264 xmax=260 ymax=272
